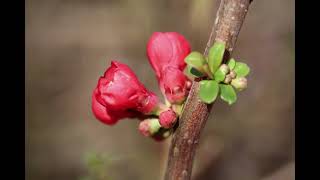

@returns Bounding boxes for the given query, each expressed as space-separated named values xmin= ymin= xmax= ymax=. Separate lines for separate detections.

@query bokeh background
xmin=26 ymin=0 xmax=294 ymax=180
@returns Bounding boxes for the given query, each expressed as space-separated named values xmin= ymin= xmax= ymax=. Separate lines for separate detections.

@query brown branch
xmin=163 ymin=0 xmax=253 ymax=180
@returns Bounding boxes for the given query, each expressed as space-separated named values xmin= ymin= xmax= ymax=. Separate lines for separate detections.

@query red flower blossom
xmin=92 ymin=89 xmax=138 ymax=125
xmin=147 ymin=32 xmax=191 ymax=103
xmin=97 ymin=61 xmax=159 ymax=113
xmin=92 ymin=61 xmax=161 ymax=125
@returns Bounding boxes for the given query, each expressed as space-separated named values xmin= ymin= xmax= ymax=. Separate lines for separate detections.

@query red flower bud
xmin=147 ymin=32 xmax=191 ymax=77
xmin=159 ymin=109 xmax=177 ymax=128
xmin=138 ymin=120 xmax=151 ymax=137
xmin=95 ymin=61 xmax=160 ymax=114
xmin=159 ymin=66 xmax=191 ymax=103
xmin=147 ymin=32 xmax=191 ymax=104
xmin=138 ymin=118 xmax=161 ymax=137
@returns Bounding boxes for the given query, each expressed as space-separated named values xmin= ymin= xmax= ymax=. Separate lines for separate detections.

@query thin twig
xmin=163 ymin=0 xmax=253 ymax=180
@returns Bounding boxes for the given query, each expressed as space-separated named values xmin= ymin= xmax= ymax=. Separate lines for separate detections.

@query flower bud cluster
xmin=92 ymin=32 xmax=192 ymax=141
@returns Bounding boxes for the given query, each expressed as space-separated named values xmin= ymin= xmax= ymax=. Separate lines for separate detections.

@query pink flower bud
xmin=159 ymin=109 xmax=177 ymax=128
xmin=147 ymin=32 xmax=192 ymax=104
xmin=96 ymin=61 xmax=160 ymax=114
xmin=138 ymin=119 xmax=161 ymax=137
xmin=231 ymin=77 xmax=248 ymax=91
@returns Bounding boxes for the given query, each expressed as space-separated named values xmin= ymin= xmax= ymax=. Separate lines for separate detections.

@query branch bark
xmin=164 ymin=0 xmax=253 ymax=179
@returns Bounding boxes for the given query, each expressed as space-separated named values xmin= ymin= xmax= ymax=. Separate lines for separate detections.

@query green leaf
xmin=213 ymin=68 xmax=226 ymax=82
xmin=208 ymin=42 xmax=226 ymax=75
xmin=199 ymin=80 xmax=219 ymax=104
xmin=185 ymin=51 xmax=206 ymax=70
xmin=219 ymin=84 xmax=237 ymax=105
xmin=185 ymin=65 xmax=204 ymax=78
xmin=190 ymin=66 xmax=204 ymax=77
xmin=234 ymin=62 xmax=250 ymax=77
xmin=184 ymin=66 xmax=194 ymax=78
xmin=227 ymin=58 xmax=236 ymax=70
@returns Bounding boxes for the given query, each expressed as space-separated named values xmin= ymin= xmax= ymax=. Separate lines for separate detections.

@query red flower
xmin=98 ymin=61 xmax=159 ymax=113
xmin=92 ymin=61 xmax=161 ymax=125
xmin=92 ymin=89 xmax=138 ymax=125
xmin=147 ymin=32 xmax=191 ymax=103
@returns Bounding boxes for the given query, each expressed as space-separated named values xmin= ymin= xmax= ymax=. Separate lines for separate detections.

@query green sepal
xmin=208 ymin=42 xmax=226 ymax=75
xmin=148 ymin=119 xmax=162 ymax=135
xmin=199 ymin=80 xmax=219 ymax=104
xmin=219 ymin=84 xmax=237 ymax=105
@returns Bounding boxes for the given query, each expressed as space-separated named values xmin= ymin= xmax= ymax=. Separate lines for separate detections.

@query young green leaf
xmin=219 ymin=84 xmax=237 ymax=105
xmin=208 ymin=42 xmax=226 ymax=75
xmin=185 ymin=51 xmax=206 ymax=70
xmin=213 ymin=69 xmax=226 ymax=82
xmin=227 ymin=58 xmax=236 ymax=70
xmin=190 ymin=67 xmax=204 ymax=77
xmin=234 ymin=62 xmax=250 ymax=77
xmin=185 ymin=65 xmax=204 ymax=78
xmin=214 ymin=64 xmax=229 ymax=82
xmin=199 ymin=80 xmax=219 ymax=104
xmin=184 ymin=66 xmax=194 ymax=79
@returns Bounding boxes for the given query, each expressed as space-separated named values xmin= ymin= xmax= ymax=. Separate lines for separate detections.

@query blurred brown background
xmin=26 ymin=0 xmax=294 ymax=180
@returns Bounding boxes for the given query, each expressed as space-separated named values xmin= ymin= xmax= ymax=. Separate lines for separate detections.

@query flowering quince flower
xmin=92 ymin=32 xmax=194 ymax=138
xmin=92 ymin=61 xmax=161 ymax=125
xmin=92 ymin=88 xmax=139 ymax=125
xmin=147 ymin=32 xmax=192 ymax=104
